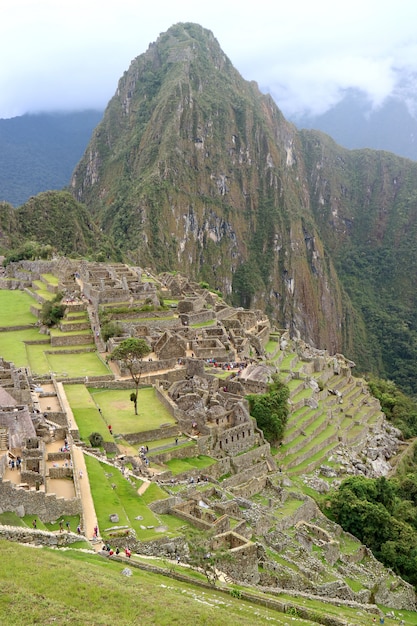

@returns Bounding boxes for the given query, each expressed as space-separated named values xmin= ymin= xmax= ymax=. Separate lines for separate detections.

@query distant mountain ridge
xmin=290 ymin=89 xmax=417 ymax=161
xmin=0 ymin=110 xmax=102 ymax=206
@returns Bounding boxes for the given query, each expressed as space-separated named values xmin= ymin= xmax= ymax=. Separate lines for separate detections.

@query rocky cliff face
xmin=70 ymin=23 xmax=346 ymax=353
xmin=70 ymin=22 xmax=417 ymax=392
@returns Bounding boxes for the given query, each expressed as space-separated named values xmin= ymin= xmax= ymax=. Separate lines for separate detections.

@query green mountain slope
xmin=4 ymin=22 xmax=417 ymax=394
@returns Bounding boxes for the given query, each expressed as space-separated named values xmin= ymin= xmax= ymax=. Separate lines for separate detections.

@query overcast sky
xmin=2 ymin=0 xmax=417 ymax=120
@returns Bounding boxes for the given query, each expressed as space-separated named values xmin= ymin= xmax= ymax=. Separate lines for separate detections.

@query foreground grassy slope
xmin=0 ymin=541 xmax=313 ymax=626
xmin=1 ymin=540 xmax=416 ymax=625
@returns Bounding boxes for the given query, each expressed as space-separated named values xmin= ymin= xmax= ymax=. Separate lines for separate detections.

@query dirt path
xmin=72 ymin=445 xmax=100 ymax=545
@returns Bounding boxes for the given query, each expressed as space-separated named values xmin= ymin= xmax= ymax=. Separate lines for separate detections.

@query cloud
xmin=2 ymin=0 xmax=417 ymax=118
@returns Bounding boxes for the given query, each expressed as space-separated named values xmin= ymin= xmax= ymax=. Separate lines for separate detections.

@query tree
xmin=247 ymin=375 xmax=289 ymax=444
xmin=40 ymin=292 xmax=65 ymax=327
xmin=109 ymin=338 xmax=151 ymax=415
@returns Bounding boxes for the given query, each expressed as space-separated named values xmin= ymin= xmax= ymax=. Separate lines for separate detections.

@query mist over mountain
xmin=290 ymin=89 xmax=417 ymax=161
xmin=0 ymin=110 xmax=102 ymax=206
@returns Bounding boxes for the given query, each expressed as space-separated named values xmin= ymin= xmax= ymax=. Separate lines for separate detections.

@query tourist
xmin=115 ymin=547 xmax=120 ymax=555
xmin=77 ymin=524 xmax=81 ymax=534
xmin=59 ymin=520 xmax=64 ymax=532
xmin=66 ymin=521 xmax=70 ymax=532
xmin=108 ymin=424 xmax=113 ymax=435
xmin=125 ymin=548 xmax=131 ymax=558
xmin=32 ymin=519 xmax=37 ymax=529
xmin=79 ymin=470 xmax=83 ymax=479
xmin=93 ymin=525 xmax=98 ymax=538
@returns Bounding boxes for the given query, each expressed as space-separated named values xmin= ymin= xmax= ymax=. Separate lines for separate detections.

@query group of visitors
xmin=102 ymin=543 xmax=131 ymax=558
xmin=58 ymin=519 xmax=72 ymax=532
xmin=8 ymin=456 xmax=21 ymax=470
xmin=139 ymin=446 xmax=150 ymax=467
xmin=60 ymin=439 xmax=70 ymax=452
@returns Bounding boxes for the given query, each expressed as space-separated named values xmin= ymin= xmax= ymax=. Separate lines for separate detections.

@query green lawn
xmin=32 ymin=280 xmax=56 ymax=301
xmin=88 ymin=387 xmax=176 ymax=434
xmin=85 ymin=455 xmax=172 ymax=541
xmin=47 ymin=352 xmax=110 ymax=378
xmin=41 ymin=273 xmax=59 ymax=285
xmin=0 ymin=289 xmax=38 ymax=326
xmin=64 ymin=384 xmax=114 ymax=442
xmin=164 ymin=455 xmax=216 ymax=476
xmin=0 ymin=328 xmax=45 ymax=366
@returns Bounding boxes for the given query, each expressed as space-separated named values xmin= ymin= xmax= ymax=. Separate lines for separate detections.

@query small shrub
xmin=89 ymin=432 xmax=104 ymax=447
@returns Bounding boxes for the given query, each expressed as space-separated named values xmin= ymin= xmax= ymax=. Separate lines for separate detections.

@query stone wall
xmin=230 ymin=443 xmax=271 ymax=473
xmin=179 ymin=310 xmax=215 ymax=326
xmin=0 ymin=525 xmax=85 ymax=546
xmin=148 ymin=496 xmax=182 ymax=515
xmin=123 ymin=425 xmax=179 ymax=445
xmin=0 ymin=480 xmax=81 ymax=521
xmin=222 ymin=460 xmax=268 ymax=490
xmin=49 ymin=468 xmax=73 ymax=479
xmin=118 ymin=358 xmax=177 ymax=377
xmin=214 ymin=422 xmax=258 ymax=457
xmin=274 ymin=497 xmax=321 ymax=532
xmin=154 ymin=385 xmax=180 ymax=420
xmin=148 ymin=444 xmax=199 ymax=466
xmin=231 ymin=475 xmax=268 ymax=499
xmin=50 ymin=333 xmax=93 ymax=347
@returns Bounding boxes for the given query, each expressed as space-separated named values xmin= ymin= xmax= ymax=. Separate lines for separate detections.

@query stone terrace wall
xmin=221 ymin=461 xmax=269 ymax=490
xmin=274 ymin=497 xmax=321 ymax=532
xmin=123 ymin=425 xmax=179 ymax=445
xmin=118 ymin=358 xmax=177 ymax=377
xmin=0 ymin=480 xmax=81 ymax=521
xmin=154 ymin=385 xmax=180 ymax=420
xmin=0 ymin=525 xmax=83 ymax=547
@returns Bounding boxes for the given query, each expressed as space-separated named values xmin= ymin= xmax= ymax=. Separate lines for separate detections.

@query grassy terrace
xmin=164 ymin=455 xmax=216 ymax=475
xmin=84 ymin=455 xmax=181 ymax=541
xmin=46 ymin=352 xmax=109 ymax=378
xmin=0 ymin=328 xmax=45 ymax=366
xmin=4 ymin=540 xmax=338 ymax=626
xmin=41 ymin=273 xmax=59 ymax=285
xmin=31 ymin=280 xmax=56 ymax=301
xmin=87 ymin=387 xmax=176 ymax=433
xmin=64 ymin=385 xmax=114 ymax=442
xmin=279 ymin=353 xmax=298 ymax=370
xmin=280 ymin=414 xmax=328 ymax=455
xmin=190 ymin=320 xmax=216 ymax=328
xmin=0 ymin=289 xmax=38 ymax=326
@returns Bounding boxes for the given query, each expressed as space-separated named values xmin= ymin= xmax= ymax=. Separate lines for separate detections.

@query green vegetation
xmin=0 ymin=539 xmax=339 ymax=626
xmin=0 ymin=289 xmax=38 ymax=326
xmin=247 ymin=376 xmax=289 ymax=444
xmin=87 ymin=387 xmax=176 ymax=433
xmin=109 ymin=338 xmax=151 ymax=415
xmin=368 ymin=377 xmax=417 ymax=438
xmin=39 ymin=292 xmax=65 ymax=327
xmin=85 ymin=455 xmax=172 ymax=541
xmin=164 ymin=455 xmax=216 ymax=476
xmin=325 ymin=474 xmax=417 ymax=587
xmin=63 ymin=384 xmax=113 ymax=443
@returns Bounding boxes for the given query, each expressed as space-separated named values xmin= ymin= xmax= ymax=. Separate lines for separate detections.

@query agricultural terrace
xmin=0 ymin=289 xmax=38 ymax=327
xmin=0 ymin=288 xmax=109 ymax=377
